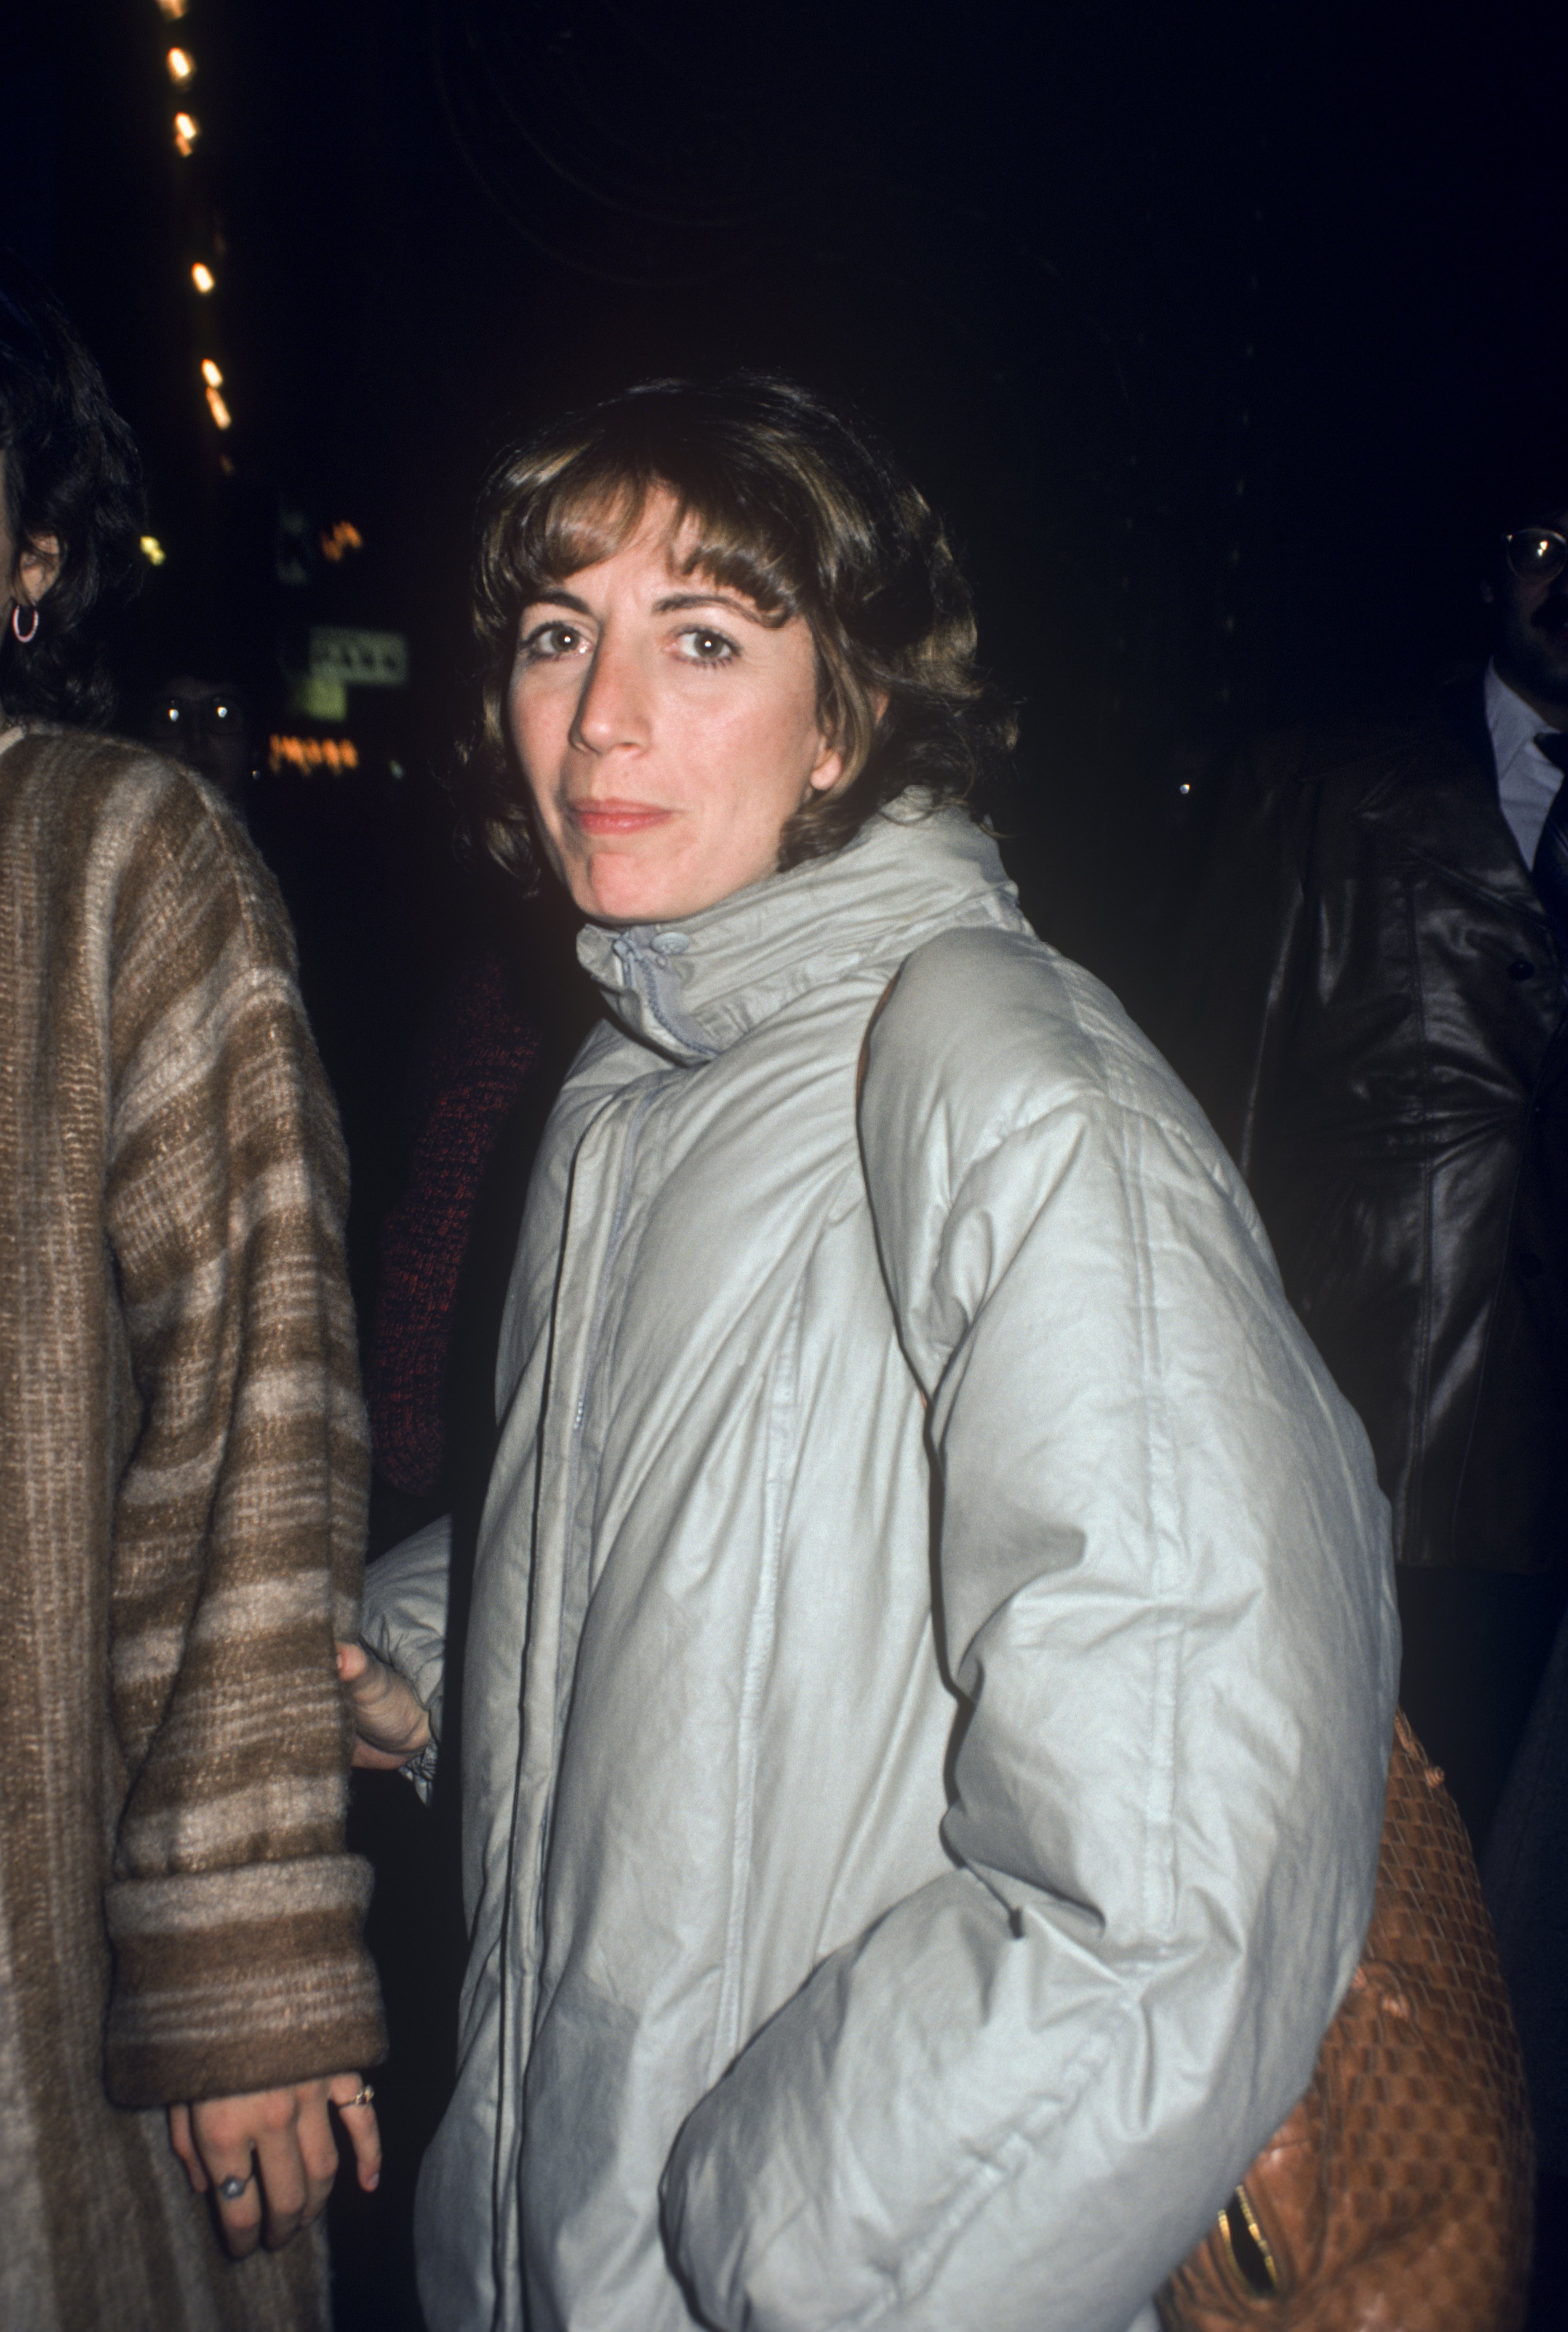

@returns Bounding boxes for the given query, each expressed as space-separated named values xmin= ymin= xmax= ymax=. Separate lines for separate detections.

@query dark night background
xmin=11 ymin=2 xmax=1568 ymax=1061
xmin=3 ymin=3 xmax=1564 ymax=2322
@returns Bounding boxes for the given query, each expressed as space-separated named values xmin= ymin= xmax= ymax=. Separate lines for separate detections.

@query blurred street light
xmin=191 ymin=262 xmax=215 ymax=293
xmin=173 ymin=112 xmax=199 ymax=155
xmin=269 ymin=735 xmax=361 ymax=775
xmin=166 ymin=48 xmax=195 ymax=84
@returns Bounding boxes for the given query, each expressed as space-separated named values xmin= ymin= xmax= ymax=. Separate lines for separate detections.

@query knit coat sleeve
xmin=98 ymin=773 xmax=385 ymax=2107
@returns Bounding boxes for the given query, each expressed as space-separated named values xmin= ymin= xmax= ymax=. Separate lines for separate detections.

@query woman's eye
xmin=675 ymin=627 xmax=736 ymax=664
xmin=520 ymin=621 xmax=586 ymax=662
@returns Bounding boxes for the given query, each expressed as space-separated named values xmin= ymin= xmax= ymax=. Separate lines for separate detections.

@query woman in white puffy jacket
xmin=343 ymin=375 xmax=1396 ymax=2332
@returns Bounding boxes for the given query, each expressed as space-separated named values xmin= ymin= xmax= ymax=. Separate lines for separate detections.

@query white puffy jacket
xmin=363 ymin=802 xmax=1396 ymax=2332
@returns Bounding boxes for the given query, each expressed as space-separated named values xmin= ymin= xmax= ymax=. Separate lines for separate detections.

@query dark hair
xmin=458 ymin=374 xmax=1016 ymax=889
xmin=0 ymin=251 xmax=145 ymax=727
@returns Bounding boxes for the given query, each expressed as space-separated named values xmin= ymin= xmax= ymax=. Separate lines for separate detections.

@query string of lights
xmin=133 ymin=0 xmax=237 ymax=574
xmin=141 ymin=11 xmax=368 ymax=568
xmin=133 ymin=5 xmax=380 ymax=775
xmin=156 ymin=0 xmax=231 ymax=455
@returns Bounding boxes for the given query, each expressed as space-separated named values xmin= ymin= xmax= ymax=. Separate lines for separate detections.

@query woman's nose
xmin=570 ymin=635 xmax=649 ymax=754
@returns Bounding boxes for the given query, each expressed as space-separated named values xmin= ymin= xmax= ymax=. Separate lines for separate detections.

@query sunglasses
xmin=1503 ymin=529 xmax=1568 ymax=585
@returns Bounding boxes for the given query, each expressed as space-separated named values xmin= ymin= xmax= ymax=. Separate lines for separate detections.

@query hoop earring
xmin=11 ymin=602 xmax=39 ymax=644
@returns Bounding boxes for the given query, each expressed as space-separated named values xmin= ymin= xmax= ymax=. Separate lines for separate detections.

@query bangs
xmin=504 ymin=446 xmax=812 ymax=625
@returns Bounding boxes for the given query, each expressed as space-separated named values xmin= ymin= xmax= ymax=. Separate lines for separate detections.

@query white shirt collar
xmin=1485 ymin=660 xmax=1565 ymax=795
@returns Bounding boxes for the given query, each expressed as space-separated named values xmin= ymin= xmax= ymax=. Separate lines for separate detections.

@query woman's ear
xmin=806 ymin=735 xmax=847 ymax=796
xmin=807 ymin=686 xmax=889 ymax=798
xmin=15 ymin=533 xmax=62 ymax=607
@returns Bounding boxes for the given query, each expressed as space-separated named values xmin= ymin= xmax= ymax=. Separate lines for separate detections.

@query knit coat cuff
xmin=101 ymin=1855 xmax=386 ymax=2107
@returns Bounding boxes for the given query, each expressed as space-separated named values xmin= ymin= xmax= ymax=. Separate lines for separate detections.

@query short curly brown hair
xmin=458 ymin=374 xmax=1015 ymax=889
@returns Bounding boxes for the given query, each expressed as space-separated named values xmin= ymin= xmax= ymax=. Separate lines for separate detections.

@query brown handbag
xmin=1158 ymin=1710 xmax=1535 ymax=2332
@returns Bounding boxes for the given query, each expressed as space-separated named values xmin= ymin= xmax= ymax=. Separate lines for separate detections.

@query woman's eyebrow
xmin=521 ymin=588 xmax=593 ymax=615
xmin=652 ymin=590 xmax=769 ymax=625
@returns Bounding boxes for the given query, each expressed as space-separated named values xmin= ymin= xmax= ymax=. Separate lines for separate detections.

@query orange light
xmin=157 ymin=0 xmax=189 ymax=17
xmin=205 ymin=385 xmax=232 ymax=431
xmin=201 ymin=358 xmax=223 ymax=386
xmin=269 ymin=735 xmax=360 ymax=776
xmin=166 ymin=47 xmax=194 ymax=83
xmin=173 ymin=112 xmax=199 ymax=155
xmin=191 ymin=262 xmax=215 ymax=293
xmin=320 ymin=521 xmax=364 ymax=564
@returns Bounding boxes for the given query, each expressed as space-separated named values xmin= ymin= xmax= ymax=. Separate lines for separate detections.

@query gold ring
xmin=342 ymin=2083 xmax=375 ymax=2110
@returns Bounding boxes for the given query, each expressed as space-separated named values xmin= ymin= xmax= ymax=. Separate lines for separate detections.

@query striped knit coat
xmin=0 ymin=727 xmax=386 ymax=2330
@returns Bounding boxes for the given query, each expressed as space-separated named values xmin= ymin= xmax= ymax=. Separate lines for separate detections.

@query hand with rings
xmin=168 ymin=2073 xmax=381 ymax=2257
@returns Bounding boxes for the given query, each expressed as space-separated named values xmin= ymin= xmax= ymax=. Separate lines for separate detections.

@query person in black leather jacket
xmin=1152 ymin=491 xmax=1568 ymax=1857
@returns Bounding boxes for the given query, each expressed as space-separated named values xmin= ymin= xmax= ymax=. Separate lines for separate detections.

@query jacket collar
xmin=575 ymin=798 xmax=1025 ymax=1064
xmin=1349 ymin=706 xmax=1559 ymax=965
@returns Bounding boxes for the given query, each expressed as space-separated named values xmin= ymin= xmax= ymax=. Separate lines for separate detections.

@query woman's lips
xmin=568 ymin=799 xmax=673 ymax=836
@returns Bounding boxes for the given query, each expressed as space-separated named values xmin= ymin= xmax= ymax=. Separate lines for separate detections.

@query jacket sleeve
xmin=1149 ymin=737 xmax=1310 ymax=1183
xmin=100 ymin=777 xmax=385 ymax=2107
xmin=661 ymin=926 xmax=1396 ymax=2332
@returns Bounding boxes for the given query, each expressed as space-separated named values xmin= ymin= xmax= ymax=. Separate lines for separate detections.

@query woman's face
xmin=507 ymin=491 xmax=844 ymax=924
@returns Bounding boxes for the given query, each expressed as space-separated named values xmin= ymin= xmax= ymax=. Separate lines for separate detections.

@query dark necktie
xmin=1531 ymin=730 xmax=1568 ymax=964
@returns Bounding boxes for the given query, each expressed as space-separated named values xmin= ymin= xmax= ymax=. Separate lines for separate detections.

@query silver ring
xmin=341 ymin=2083 xmax=375 ymax=2110
xmin=217 ymin=2173 xmax=253 ymax=2201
